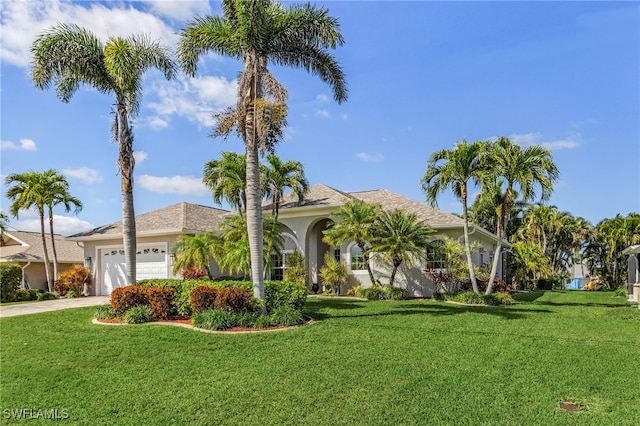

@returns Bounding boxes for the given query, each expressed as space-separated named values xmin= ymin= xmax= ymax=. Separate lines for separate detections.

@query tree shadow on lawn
xmin=305 ymin=298 xmax=551 ymax=321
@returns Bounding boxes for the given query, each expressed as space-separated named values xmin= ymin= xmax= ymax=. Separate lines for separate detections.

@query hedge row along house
xmin=67 ymin=184 xmax=510 ymax=297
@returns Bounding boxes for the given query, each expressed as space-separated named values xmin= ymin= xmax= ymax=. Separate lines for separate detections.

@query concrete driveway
xmin=0 ymin=296 xmax=110 ymax=318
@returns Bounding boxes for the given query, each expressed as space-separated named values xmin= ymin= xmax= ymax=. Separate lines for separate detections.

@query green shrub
xmin=214 ymin=286 xmax=254 ymax=312
xmin=269 ymin=305 xmax=304 ymax=326
xmin=613 ymin=286 xmax=627 ymax=298
xmin=192 ymin=309 xmax=235 ymax=330
xmin=432 ymin=291 xmax=445 ymax=301
xmin=94 ymin=304 xmax=116 ymax=319
xmin=123 ymin=305 xmax=153 ymax=324
xmin=139 ymin=279 xmax=213 ymax=317
xmin=535 ymin=278 xmax=555 ymax=291
xmin=190 ymin=286 xmax=219 ymax=314
xmin=37 ymin=291 xmax=59 ymax=301
xmin=263 ymin=281 xmax=307 ymax=311
xmin=384 ymin=286 xmax=410 ymax=300
xmin=0 ymin=263 xmax=22 ymax=302
xmin=66 ymin=289 xmax=80 ymax=299
xmin=345 ymin=286 xmax=361 ymax=297
xmin=494 ymin=292 xmax=514 ymax=305
xmin=235 ymin=311 xmax=259 ymax=328
xmin=360 ymin=285 xmax=385 ymax=300
xmin=14 ymin=289 xmax=40 ymax=302
xmin=111 ymin=286 xmax=148 ymax=317
xmin=254 ymin=314 xmax=272 ymax=329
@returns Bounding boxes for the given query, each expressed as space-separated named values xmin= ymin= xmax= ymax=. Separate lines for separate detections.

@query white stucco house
xmin=68 ymin=184 xmax=509 ymax=297
xmin=622 ymin=244 xmax=640 ymax=303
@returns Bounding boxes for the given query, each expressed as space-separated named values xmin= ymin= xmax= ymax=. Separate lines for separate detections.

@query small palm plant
xmin=319 ymin=252 xmax=348 ymax=295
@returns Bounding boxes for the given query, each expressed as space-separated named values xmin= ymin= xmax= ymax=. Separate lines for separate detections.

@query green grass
xmin=1 ymin=291 xmax=638 ymax=425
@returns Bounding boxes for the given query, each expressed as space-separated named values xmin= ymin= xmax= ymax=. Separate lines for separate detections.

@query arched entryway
xmin=305 ymin=218 xmax=336 ymax=291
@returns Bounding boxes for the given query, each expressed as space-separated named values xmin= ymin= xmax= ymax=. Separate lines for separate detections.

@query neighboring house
xmin=69 ymin=184 xmax=509 ymax=298
xmin=66 ymin=203 xmax=229 ymax=296
xmin=0 ymin=230 xmax=84 ymax=290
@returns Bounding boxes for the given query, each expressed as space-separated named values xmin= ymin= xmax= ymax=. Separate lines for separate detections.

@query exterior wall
xmin=14 ymin=262 xmax=85 ymax=291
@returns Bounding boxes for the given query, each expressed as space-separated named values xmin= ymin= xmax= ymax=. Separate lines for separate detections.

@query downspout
xmin=21 ymin=261 xmax=31 ymax=289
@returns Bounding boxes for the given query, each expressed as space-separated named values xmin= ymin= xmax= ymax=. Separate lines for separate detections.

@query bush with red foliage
xmin=146 ymin=286 xmax=175 ymax=319
xmin=214 ymin=286 xmax=253 ymax=312
xmin=181 ymin=267 xmax=206 ymax=280
xmin=190 ymin=286 xmax=218 ymax=314
xmin=54 ymin=264 xmax=92 ymax=296
xmin=111 ymin=286 xmax=148 ymax=317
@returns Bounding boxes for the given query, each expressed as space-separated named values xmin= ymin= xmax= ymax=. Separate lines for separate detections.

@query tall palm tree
xmin=42 ymin=169 xmax=82 ymax=281
xmin=5 ymin=172 xmax=54 ymax=289
xmin=262 ymin=153 xmax=309 ymax=220
xmin=422 ymin=140 xmax=487 ymax=293
xmin=370 ymin=209 xmax=434 ymax=287
xmin=31 ymin=24 xmax=176 ymax=286
xmin=178 ymin=0 xmax=347 ymax=304
xmin=483 ymin=137 xmax=559 ymax=294
xmin=172 ymin=231 xmax=221 ymax=279
xmin=203 ymin=152 xmax=249 ymax=216
xmin=323 ymin=200 xmax=381 ymax=285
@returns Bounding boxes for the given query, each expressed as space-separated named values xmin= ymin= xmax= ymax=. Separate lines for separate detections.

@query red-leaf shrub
xmin=111 ymin=286 xmax=148 ymax=317
xmin=214 ymin=286 xmax=253 ymax=312
xmin=53 ymin=280 xmax=70 ymax=296
xmin=181 ymin=267 xmax=206 ymax=280
xmin=146 ymin=287 xmax=175 ymax=319
xmin=190 ymin=286 xmax=218 ymax=314
xmin=56 ymin=265 xmax=92 ymax=295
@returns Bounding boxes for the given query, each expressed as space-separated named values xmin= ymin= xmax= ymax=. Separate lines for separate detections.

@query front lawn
xmin=1 ymin=291 xmax=638 ymax=424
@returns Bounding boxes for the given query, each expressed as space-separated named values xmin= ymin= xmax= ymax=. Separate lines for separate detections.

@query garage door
xmin=101 ymin=246 xmax=167 ymax=295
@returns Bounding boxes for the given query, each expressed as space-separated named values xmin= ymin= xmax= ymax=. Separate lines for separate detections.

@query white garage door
xmin=101 ymin=246 xmax=167 ymax=295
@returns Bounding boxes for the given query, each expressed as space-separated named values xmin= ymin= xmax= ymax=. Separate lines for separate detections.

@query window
xmin=350 ymin=245 xmax=366 ymax=271
xmin=425 ymin=240 xmax=446 ymax=270
xmin=333 ymin=248 xmax=341 ymax=262
xmin=270 ymin=253 xmax=285 ymax=281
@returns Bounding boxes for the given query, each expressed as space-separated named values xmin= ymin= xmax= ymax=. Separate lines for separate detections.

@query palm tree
xmin=172 ymin=231 xmax=221 ymax=279
xmin=323 ymin=200 xmax=381 ymax=285
xmin=5 ymin=172 xmax=53 ymax=289
xmin=203 ymin=152 xmax=248 ymax=216
xmin=483 ymin=137 xmax=559 ymax=294
xmin=217 ymin=214 xmax=284 ymax=279
xmin=370 ymin=209 xmax=434 ymax=287
xmin=31 ymin=24 xmax=176 ymax=286
xmin=422 ymin=140 xmax=487 ymax=293
xmin=178 ymin=0 xmax=347 ymax=305
xmin=262 ymin=153 xmax=309 ymax=220
xmin=42 ymin=169 xmax=82 ymax=281
xmin=0 ymin=211 xmax=8 ymax=237
xmin=319 ymin=252 xmax=348 ymax=294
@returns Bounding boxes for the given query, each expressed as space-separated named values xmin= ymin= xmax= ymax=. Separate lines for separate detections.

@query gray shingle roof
xmin=0 ymin=231 xmax=84 ymax=263
xmin=275 ymin=184 xmax=464 ymax=226
xmin=67 ymin=202 xmax=229 ymax=240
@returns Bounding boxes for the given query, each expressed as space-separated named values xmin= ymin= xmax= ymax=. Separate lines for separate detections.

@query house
xmin=0 ymin=230 xmax=84 ymax=290
xmin=68 ymin=184 xmax=509 ymax=297
xmin=66 ymin=203 xmax=229 ymax=296
xmin=622 ymin=244 xmax=640 ymax=303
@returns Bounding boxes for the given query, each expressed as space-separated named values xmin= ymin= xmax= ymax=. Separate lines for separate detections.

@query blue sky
xmin=1 ymin=0 xmax=638 ymax=235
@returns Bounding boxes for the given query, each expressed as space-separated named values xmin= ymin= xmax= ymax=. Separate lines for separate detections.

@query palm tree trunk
xmin=461 ymin=186 xmax=479 ymax=293
xmin=48 ymin=206 xmax=59 ymax=284
xmin=389 ymin=259 xmax=402 ymax=287
xmin=486 ymin=239 xmax=503 ymax=295
xmin=117 ymin=104 xmax=137 ymax=286
xmin=38 ymin=208 xmax=53 ymax=291
xmin=361 ymin=243 xmax=376 ymax=285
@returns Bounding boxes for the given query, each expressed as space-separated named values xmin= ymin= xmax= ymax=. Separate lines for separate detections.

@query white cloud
xmin=356 ymin=152 xmax=384 ymax=162
xmin=492 ymin=132 xmax=580 ymax=151
xmin=13 ymin=215 xmax=94 ymax=236
xmin=133 ymin=151 xmax=148 ymax=165
xmin=63 ymin=167 xmax=102 ymax=184
xmin=145 ymin=116 xmax=169 ymax=129
xmin=146 ymin=75 xmax=238 ymax=127
xmin=1 ymin=0 xmax=178 ymax=68
xmin=142 ymin=0 xmax=211 ymax=21
xmin=138 ymin=174 xmax=209 ymax=196
xmin=1 ymin=138 xmax=37 ymax=151
xmin=316 ymin=93 xmax=329 ymax=103
xmin=314 ymin=109 xmax=330 ymax=119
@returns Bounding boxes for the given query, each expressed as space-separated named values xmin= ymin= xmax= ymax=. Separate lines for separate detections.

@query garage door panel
xmin=101 ymin=245 xmax=167 ymax=295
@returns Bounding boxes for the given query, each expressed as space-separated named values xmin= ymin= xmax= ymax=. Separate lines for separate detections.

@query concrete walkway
xmin=0 ymin=296 xmax=110 ymax=318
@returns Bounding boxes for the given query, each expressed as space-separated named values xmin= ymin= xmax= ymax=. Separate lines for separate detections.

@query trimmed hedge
xmin=1 ymin=263 xmax=22 ymax=302
xmin=140 ymin=279 xmax=307 ymax=314
xmin=214 ymin=286 xmax=253 ymax=312
xmin=190 ymin=286 xmax=218 ymax=314
xmin=111 ymin=285 xmax=174 ymax=319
